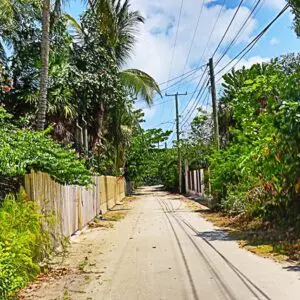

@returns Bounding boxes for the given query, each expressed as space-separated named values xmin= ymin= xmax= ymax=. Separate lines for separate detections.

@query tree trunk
xmin=37 ymin=0 xmax=51 ymax=131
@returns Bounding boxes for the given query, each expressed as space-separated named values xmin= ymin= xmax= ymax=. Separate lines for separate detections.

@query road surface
xmin=23 ymin=187 xmax=300 ymax=300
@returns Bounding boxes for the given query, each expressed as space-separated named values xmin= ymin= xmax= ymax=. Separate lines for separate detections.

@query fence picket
xmin=24 ymin=172 xmax=125 ymax=237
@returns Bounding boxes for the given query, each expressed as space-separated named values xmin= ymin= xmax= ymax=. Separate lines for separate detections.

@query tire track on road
xmin=157 ymin=197 xmax=200 ymax=300
xmin=161 ymin=194 xmax=271 ymax=300
xmin=158 ymin=196 xmax=236 ymax=300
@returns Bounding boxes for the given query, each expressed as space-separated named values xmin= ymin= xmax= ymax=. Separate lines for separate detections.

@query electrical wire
xmin=138 ymin=84 xmax=212 ymax=110
xmin=181 ymin=79 xmax=210 ymax=128
xmin=134 ymin=63 xmax=207 ymax=105
xmin=215 ymin=0 xmax=262 ymax=67
xmin=166 ymin=0 xmax=185 ymax=90
xmin=158 ymin=63 xmax=207 ymax=86
xmin=181 ymin=88 xmax=210 ymax=131
xmin=179 ymin=65 xmax=208 ymax=119
xmin=177 ymin=0 xmax=225 ymax=97
xmin=181 ymin=0 xmax=205 ymax=74
xmin=199 ymin=0 xmax=226 ymax=63
xmin=215 ymin=3 xmax=290 ymax=77
xmin=211 ymin=0 xmax=245 ymax=58
xmin=160 ymin=63 xmax=207 ymax=93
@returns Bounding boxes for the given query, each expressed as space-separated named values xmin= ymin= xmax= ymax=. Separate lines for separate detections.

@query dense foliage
xmin=0 ymin=107 xmax=92 ymax=185
xmin=0 ymin=0 xmax=160 ymax=179
xmin=289 ymin=0 xmax=300 ymax=37
xmin=181 ymin=54 xmax=300 ymax=225
xmin=0 ymin=191 xmax=52 ymax=297
xmin=125 ymin=128 xmax=179 ymax=189
xmin=216 ymin=61 xmax=299 ymax=219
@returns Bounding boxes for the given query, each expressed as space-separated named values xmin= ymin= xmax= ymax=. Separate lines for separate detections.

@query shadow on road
xmin=283 ymin=265 xmax=300 ymax=272
xmin=197 ymin=229 xmax=239 ymax=242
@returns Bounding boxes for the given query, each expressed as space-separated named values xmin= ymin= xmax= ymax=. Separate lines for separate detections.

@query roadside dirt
xmin=182 ymin=196 xmax=300 ymax=263
xmin=18 ymin=196 xmax=137 ymax=299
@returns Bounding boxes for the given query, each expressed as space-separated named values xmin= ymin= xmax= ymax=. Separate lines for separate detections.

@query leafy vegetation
xmin=180 ymin=54 xmax=300 ymax=229
xmin=289 ymin=0 xmax=300 ymax=37
xmin=0 ymin=0 xmax=160 ymax=180
xmin=125 ymin=128 xmax=179 ymax=190
xmin=0 ymin=191 xmax=52 ymax=297
xmin=0 ymin=107 xmax=92 ymax=185
xmin=211 ymin=55 xmax=300 ymax=220
xmin=0 ymin=1 xmax=161 ymax=295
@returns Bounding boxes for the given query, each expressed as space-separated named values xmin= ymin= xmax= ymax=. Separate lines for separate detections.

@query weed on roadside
xmin=199 ymin=208 xmax=300 ymax=262
xmin=102 ymin=211 xmax=126 ymax=222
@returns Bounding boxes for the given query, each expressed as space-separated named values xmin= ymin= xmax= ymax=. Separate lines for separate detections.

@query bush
xmin=0 ymin=107 xmax=92 ymax=186
xmin=209 ymin=57 xmax=300 ymax=221
xmin=0 ymin=190 xmax=52 ymax=297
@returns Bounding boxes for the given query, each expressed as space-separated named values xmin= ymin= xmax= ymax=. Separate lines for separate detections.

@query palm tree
xmin=67 ymin=0 xmax=161 ymax=102
xmin=37 ymin=0 xmax=160 ymax=132
xmin=36 ymin=0 xmax=51 ymax=130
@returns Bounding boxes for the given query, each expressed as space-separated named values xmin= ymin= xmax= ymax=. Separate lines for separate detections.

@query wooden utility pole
xmin=208 ymin=58 xmax=220 ymax=150
xmin=165 ymin=92 xmax=187 ymax=193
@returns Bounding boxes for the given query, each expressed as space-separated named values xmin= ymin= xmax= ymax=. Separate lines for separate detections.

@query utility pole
xmin=165 ymin=92 xmax=187 ymax=193
xmin=209 ymin=58 xmax=220 ymax=150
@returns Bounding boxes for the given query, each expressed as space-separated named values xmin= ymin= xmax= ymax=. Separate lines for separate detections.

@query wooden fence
xmin=24 ymin=172 xmax=125 ymax=237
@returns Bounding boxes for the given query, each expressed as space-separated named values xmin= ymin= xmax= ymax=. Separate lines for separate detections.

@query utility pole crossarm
xmin=165 ymin=92 xmax=187 ymax=194
xmin=165 ymin=92 xmax=188 ymax=97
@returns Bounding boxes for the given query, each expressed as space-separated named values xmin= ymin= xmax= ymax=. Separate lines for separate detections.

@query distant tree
xmin=289 ymin=0 xmax=300 ymax=37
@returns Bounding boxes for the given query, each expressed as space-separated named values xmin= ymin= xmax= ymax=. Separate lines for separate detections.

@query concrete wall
xmin=24 ymin=172 xmax=125 ymax=237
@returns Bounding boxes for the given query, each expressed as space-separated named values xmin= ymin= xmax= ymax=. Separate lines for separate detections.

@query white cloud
xmin=127 ymin=0 xmax=258 ymax=86
xmin=270 ymin=37 xmax=279 ymax=46
xmin=264 ymin=0 xmax=287 ymax=11
xmin=134 ymin=100 xmax=157 ymax=120
xmin=126 ymin=0 xmax=288 ymax=122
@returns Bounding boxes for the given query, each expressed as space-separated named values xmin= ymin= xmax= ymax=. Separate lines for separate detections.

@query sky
xmin=66 ymin=0 xmax=299 ymax=143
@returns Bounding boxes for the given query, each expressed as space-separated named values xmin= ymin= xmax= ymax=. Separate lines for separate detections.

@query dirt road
xmin=23 ymin=187 xmax=300 ymax=300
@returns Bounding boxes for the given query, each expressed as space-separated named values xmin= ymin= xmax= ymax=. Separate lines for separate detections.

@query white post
xmin=184 ymin=160 xmax=189 ymax=194
xmin=200 ymin=169 xmax=205 ymax=196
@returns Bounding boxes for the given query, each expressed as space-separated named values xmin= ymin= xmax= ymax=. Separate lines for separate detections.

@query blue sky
xmin=66 ymin=0 xmax=299 ymax=143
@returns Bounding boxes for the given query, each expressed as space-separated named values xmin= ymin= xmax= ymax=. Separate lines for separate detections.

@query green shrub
xmin=209 ymin=57 xmax=300 ymax=221
xmin=0 ymin=191 xmax=52 ymax=297
xmin=0 ymin=107 xmax=92 ymax=186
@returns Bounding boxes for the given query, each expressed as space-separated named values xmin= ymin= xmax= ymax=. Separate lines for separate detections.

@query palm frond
xmin=0 ymin=41 xmax=7 ymax=64
xmin=91 ymin=0 xmax=144 ymax=66
xmin=119 ymin=68 xmax=161 ymax=105
xmin=64 ymin=13 xmax=85 ymax=44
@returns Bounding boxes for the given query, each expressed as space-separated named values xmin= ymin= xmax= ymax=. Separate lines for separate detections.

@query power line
xmin=166 ymin=0 xmax=185 ymax=90
xmin=160 ymin=63 xmax=207 ymax=93
xmin=165 ymin=0 xmax=225 ymax=107
xmin=135 ymin=64 xmax=207 ymax=105
xmin=211 ymin=0 xmax=245 ymax=58
xmin=181 ymin=78 xmax=209 ymax=127
xmin=179 ymin=0 xmax=225 ymax=97
xmin=179 ymin=65 xmax=208 ymax=118
xmin=181 ymin=80 xmax=209 ymax=128
xmin=139 ymin=98 xmax=174 ymax=110
xmin=215 ymin=0 xmax=262 ymax=67
xmin=181 ymin=0 xmax=205 ymax=74
xmin=215 ymin=3 xmax=290 ymax=77
xmin=138 ymin=87 xmax=206 ymax=110
xmin=158 ymin=63 xmax=207 ymax=86
xmin=199 ymin=0 xmax=226 ymax=63
xmin=181 ymin=84 xmax=210 ymax=130
xmin=150 ymin=120 xmax=175 ymax=128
